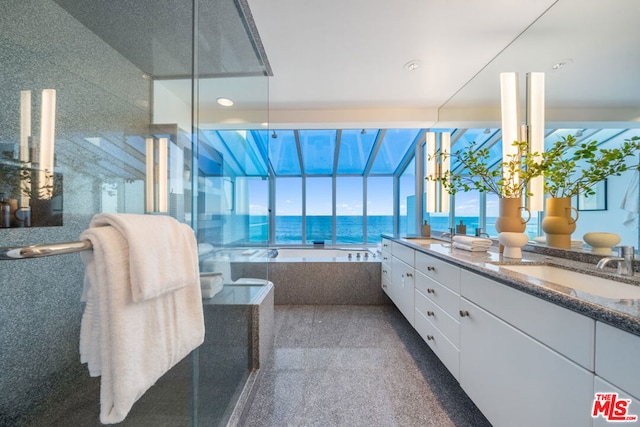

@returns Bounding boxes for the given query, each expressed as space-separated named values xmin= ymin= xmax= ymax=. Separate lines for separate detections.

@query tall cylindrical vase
xmin=541 ymin=197 xmax=579 ymax=249
xmin=495 ymin=197 xmax=531 ymax=253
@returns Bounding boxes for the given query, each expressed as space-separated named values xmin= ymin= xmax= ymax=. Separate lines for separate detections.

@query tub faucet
xmin=596 ymin=246 xmax=635 ymax=277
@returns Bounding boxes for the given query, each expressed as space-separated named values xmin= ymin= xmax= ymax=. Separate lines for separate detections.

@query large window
xmin=275 ymin=177 xmax=302 ymax=244
xmin=336 ymin=177 xmax=364 ymax=243
xmin=305 ymin=177 xmax=332 ymax=243
xmin=399 ymin=158 xmax=416 ymax=236
xmin=454 ymin=190 xmax=481 ymax=236
xmin=367 ymin=176 xmax=394 ymax=243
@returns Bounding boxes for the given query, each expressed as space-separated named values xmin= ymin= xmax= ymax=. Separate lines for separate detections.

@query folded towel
xmin=200 ymin=272 xmax=224 ymax=299
xmin=89 ymin=213 xmax=199 ymax=302
xmin=453 ymin=242 xmax=490 ymax=252
xmin=80 ymin=214 xmax=204 ymax=424
xmin=452 ymin=235 xmax=492 ymax=247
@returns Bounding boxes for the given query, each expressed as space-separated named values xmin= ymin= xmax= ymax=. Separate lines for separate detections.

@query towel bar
xmin=0 ymin=239 xmax=93 ymax=260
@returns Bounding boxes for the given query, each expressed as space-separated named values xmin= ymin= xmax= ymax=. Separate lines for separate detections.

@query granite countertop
xmin=384 ymin=235 xmax=640 ymax=337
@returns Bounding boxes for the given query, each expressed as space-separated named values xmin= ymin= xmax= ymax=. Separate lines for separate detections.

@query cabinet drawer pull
xmin=427 ymin=288 xmax=435 ymax=294
xmin=382 ymin=269 xmax=387 ymax=274
xmin=426 ymin=335 xmax=434 ymax=341
xmin=427 ymin=311 xmax=434 ymax=316
xmin=383 ymin=256 xmax=388 ymax=260
xmin=383 ymin=244 xmax=389 ymax=247
xmin=382 ymin=284 xmax=387 ymax=288
xmin=459 ymin=310 xmax=470 ymax=317
xmin=427 ymin=266 xmax=435 ymax=271
xmin=406 ymin=272 xmax=413 ymax=277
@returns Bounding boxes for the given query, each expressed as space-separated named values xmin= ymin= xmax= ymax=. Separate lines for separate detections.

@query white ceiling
xmin=245 ymin=0 xmax=640 ymax=129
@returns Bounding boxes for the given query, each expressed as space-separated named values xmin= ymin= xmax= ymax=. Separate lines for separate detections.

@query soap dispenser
xmin=0 ymin=193 xmax=10 ymax=228
xmin=423 ymin=220 xmax=431 ymax=237
xmin=455 ymin=220 xmax=466 ymax=235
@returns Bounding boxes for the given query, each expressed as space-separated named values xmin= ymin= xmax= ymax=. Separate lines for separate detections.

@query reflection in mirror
xmin=437 ymin=0 xmax=640 ymax=253
xmin=1 ymin=88 xmax=63 ymax=228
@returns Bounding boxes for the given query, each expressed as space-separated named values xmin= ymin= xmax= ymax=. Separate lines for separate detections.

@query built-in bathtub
xmin=226 ymin=246 xmax=388 ymax=305
xmin=269 ymin=247 xmax=376 ymax=261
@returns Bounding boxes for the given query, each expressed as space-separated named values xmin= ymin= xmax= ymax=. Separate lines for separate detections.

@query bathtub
xmin=228 ymin=246 xmax=387 ymax=305
xmin=269 ymin=247 xmax=377 ymax=261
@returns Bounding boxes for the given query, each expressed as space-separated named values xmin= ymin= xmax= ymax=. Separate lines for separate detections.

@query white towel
xmin=89 ymin=213 xmax=200 ymax=301
xmin=452 ymin=235 xmax=492 ymax=247
xmin=453 ymin=242 xmax=490 ymax=252
xmin=620 ymin=172 xmax=639 ymax=226
xmin=79 ymin=214 xmax=204 ymax=424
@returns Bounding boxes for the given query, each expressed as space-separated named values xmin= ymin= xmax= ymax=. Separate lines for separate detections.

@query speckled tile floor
xmin=242 ymin=305 xmax=492 ymax=427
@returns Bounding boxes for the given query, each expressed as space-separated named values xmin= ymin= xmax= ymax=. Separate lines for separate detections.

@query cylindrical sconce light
xmin=526 ymin=72 xmax=545 ymax=212
xmin=500 ymin=72 xmax=521 ymax=195
xmin=38 ymin=89 xmax=56 ymax=199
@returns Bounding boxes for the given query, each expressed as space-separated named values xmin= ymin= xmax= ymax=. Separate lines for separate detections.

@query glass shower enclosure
xmin=0 ymin=0 xmax=270 ymax=425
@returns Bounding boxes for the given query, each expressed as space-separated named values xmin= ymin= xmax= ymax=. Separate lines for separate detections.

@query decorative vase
xmin=498 ymin=232 xmax=529 ymax=259
xmin=495 ymin=197 xmax=531 ymax=252
xmin=541 ymin=197 xmax=579 ymax=249
xmin=583 ymin=232 xmax=620 ymax=255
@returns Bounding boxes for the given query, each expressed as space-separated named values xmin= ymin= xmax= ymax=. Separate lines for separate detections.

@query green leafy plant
xmin=541 ymin=135 xmax=640 ymax=198
xmin=427 ymin=140 xmax=545 ymax=198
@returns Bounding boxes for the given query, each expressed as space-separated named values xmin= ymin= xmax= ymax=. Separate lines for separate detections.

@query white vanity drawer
xmin=415 ymin=289 xmax=459 ymax=348
xmin=381 ymin=238 xmax=393 ymax=254
xmin=415 ymin=270 xmax=459 ymax=317
xmin=415 ymin=308 xmax=460 ymax=381
xmin=381 ymin=262 xmax=392 ymax=282
xmin=392 ymin=241 xmax=414 ymax=267
xmin=415 ymin=251 xmax=460 ymax=293
xmin=596 ymin=322 xmax=640 ymax=399
xmin=460 ymin=269 xmax=595 ymax=370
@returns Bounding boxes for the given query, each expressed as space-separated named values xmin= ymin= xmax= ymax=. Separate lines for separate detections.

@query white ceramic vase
xmin=583 ymin=232 xmax=621 ymax=255
xmin=498 ymin=232 xmax=529 ymax=259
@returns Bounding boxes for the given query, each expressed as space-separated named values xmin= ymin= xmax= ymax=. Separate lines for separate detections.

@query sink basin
xmin=499 ymin=264 xmax=640 ymax=299
xmin=407 ymin=238 xmax=444 ymax=245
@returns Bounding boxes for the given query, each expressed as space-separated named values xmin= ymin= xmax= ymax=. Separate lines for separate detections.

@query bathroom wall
xmin=0 ymin=1 xmax=153 ymax=424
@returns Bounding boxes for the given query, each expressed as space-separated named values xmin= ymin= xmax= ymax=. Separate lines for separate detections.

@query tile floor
xmin=242 ymin=305 xmax=491 ymax=426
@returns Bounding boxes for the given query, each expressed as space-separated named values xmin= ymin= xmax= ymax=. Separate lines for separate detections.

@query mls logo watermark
xmin=592 ymin=393 xmax=638 ymax=422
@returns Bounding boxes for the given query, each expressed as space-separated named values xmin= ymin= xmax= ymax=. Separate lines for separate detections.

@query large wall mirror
xmin=437 ymin=0 xmax=640 ymax=251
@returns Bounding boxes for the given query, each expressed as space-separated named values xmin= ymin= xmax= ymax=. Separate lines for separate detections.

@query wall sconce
xmin=19 ymin=91 xmax=32 ymax=209
xmin=145 ymin=137 xmax=168 ymax=213
xmin=500 ymin=72 xmax=545 ymax=211
xmin=38 ymin=89 xmax=56 ymax=200
xmin=426 ymin=131 xmax=450 ymax=213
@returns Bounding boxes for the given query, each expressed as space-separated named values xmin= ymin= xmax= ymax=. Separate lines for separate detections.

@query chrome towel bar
xmin=0 ymin=240 xmax=93 ymax=260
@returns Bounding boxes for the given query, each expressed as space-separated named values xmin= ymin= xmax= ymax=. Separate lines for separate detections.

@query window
xmin=366 ymin=176 xmax=393 ymax=243
xmin=305 ymin=177 xmax=332 ymax=243
xmin=275 ymin=177 xmax=302 ymax=243
xmin=336 ymin=177 xmax=363 ymax=243
xmin=399 ymin=158 xmax=416 ymax=236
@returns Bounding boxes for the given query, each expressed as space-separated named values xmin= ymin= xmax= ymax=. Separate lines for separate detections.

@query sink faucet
xmin=475 ymin=227 xmax=490 ymax=238
xmin=596 ymin=246 xmax=635 ymax=277
xmin=440 ymin=227 xmax=454 ymax=242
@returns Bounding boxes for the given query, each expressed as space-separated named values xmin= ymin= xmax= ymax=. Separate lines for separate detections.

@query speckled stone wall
xmin=0 ymin=1 xmax=150 ymax=424
xmin=233 ymin=261 xmax=389 ymax=305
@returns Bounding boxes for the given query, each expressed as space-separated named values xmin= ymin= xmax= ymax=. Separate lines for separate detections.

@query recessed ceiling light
xmin=216 ymin=97 xmax=234 ymax=107
xmin=403 ymin=60 xmax=421 ymax=72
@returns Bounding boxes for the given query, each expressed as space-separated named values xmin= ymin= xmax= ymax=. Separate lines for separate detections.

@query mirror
xmin=437 ymin=0 xmax=640 ymax=251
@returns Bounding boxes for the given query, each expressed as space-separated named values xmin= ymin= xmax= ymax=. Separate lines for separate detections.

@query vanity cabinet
xmin=379 ymin=238 xmax=640 ymax=427
xmin=389 ymin=241 xmax=415 ymax=326
xmin=595 ymin=321 xmax=640 ymax=401
xmin=414 ymin=251 xmax=461 ymax=380
xmin=459 ymin=270 xmax=594 ymax=427
xmin=381 ymin=238 xmax=393 ymax=296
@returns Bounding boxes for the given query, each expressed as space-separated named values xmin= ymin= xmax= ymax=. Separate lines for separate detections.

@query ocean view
xmin=249 ymin=215 xmax=539 ymax=244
